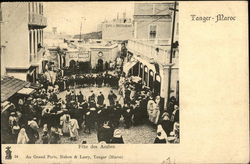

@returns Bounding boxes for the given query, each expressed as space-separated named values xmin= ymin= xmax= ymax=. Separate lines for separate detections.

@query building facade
xmin=126 ymin=2 xmax=179 ymax=108
xmin=0 ymin=2 xmax=47 ymax=82
xmin=99 ymin=12 xmax=133 ymax=41
xmin=65 ymin=41 xmax=119 ymax=73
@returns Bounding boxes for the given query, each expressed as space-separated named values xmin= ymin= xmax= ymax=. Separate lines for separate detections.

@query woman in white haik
xmin=17 ymin=128 xmax=29 ymax=144
xmin=154 ymin=124 xmax=168 ymax=144
xmin=69 ymin=119 xmax=80 ymax=141
xmin=147 ymin=97 xmax=160 ymax=125
xmin=60 ymin=109 xmax=71 ymax=136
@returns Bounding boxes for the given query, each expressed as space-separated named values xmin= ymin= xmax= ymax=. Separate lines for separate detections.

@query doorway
xmin=69 ymin=60 xmax=76 ymax=74
xmin=97 ymin=59 xmax=104 ymax=72
xmin=79 ymin=61 xmax=91 ymax=73
xmin=154 ymin=74 xmax=161 ymax=97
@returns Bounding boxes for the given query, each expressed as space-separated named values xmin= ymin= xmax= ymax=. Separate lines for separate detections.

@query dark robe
xmin=97 ymin=94 xmax=105 ymax=105
xmin=110 ymin=136 xmax=124 ymax=144
xmin=160 ymin=120 xmax=173 ymax=136
xmin=154 ymin=137 xmax=167 ymax=144
xmin=77 ymin=93 xmax=84 ymax=103
xmin=97 ymin=126 xmax=114 ymax=143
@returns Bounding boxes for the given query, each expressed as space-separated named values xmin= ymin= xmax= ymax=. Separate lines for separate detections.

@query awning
xmin=29 ymin=83 xmax=41 ymax=89
xmin=1 ymin=101 xmax=15 ymax=113
xmin=123 ymin=60 xmax=138 ymax=75
xmin=17 ymin=88 xmax=35 ymax=95
xmin=1 ymin=76 xmax=30 ymax=102
xmin=131 ymin=76 xmax=142 ymax=83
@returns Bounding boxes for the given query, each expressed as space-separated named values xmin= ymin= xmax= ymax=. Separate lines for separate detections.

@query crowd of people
xmin=53 ymin=72 xmax=120 ymax=93
xmin=2 ymin=47 xmax=179 ymax=144
xmin=3 ymin=73 xmax=179 ymax=144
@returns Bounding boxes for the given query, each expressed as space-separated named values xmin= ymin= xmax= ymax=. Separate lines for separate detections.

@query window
xmin=32 ymin=2 xmax=34 ymax=12
xmin=149 ymin=25 xmax=157 ymax=39
xmin=28 ymin=3 xmax=30 ymax=14
xmin=35 ymin=2 xmax=38 ymax=14
xmin=41 ymin=3 xmax=43 ymax=15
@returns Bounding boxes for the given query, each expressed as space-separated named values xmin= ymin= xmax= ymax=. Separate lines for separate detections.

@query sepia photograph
xmin=1 ymin=1 xmax=179 ymax=144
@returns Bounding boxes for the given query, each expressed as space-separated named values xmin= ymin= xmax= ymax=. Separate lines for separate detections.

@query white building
xmin=64 ymin=40 xmax=119 ymax=73
xmin=125 ymin=2 xmax=179 ymax=108
xmin=1 ymin=2 xmax=47 ymax=82
xmin=98 ymin=12 xmax=133 ymax=41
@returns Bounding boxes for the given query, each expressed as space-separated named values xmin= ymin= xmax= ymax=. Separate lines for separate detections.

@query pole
xmin=79 ymin=21 xmax=82 ymax=41
xmin=167 ymin=1 xmax=177 ymax=109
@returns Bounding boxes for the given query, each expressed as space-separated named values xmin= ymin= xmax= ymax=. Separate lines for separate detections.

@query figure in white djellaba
xmin=69 ymin=119 xmax=80 ymax=141
xmin=147 ymin=96 xmax=160 ymax=125
xmin=60 ymin=109 xmax=71 ymax=135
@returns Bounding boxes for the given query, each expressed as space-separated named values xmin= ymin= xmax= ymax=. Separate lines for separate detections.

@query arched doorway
xmin=149 ymin=70 xmax=154 ymax=91
xmin=62 ymin=55 xmax=66 ymax=67
xmin=97 ymin=59 xmax=104 ymax=72
xmin=144 ymin=66 xmax=148 ymax=86
xmin=132 ymin=62 xmax=139 ymax=76
xmin=69 ymin=60 xmax=76 ymax=75
xmin=79 ymin=61 xmax=91 ymax=74
xmin=154 ymin=74 xmax=161 ymax=97
xmin=139 ymin=63 xmax=143 ymax=78
xmin=42 ymin=60 xmax=49 ymax=73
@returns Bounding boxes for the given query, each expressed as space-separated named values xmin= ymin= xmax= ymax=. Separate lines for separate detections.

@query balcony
xmin=28 ymin=13 xmax=47 ymax=27
xmin=127 ymin=39 xmax=170 ymax=65
xmin=30 ymin=48 xmax=45 ymax=65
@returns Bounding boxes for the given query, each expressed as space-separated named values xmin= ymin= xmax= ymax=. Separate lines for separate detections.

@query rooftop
xmin=1 ymin=76 xmax=30 ymax=102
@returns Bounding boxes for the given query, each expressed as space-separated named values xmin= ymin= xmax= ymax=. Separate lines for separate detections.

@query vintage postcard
xmin=1 ymin=1 xmax=249 ymax=164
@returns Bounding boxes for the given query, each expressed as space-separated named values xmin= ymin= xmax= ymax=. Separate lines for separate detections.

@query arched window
xmin=132 ymin=62 xmax=139 ymax=76
xmin=149 ymin=70 xmax=154 ymax=90
xmin=144 ymin=66 xmax=148 ymax=86
xmin=154 ymin=74 xmax=161 ymax=97
xmin=139 ymin=63 xmax=143 ymax=78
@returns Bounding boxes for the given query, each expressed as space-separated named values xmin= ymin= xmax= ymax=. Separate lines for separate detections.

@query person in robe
xmin=69 ymin=119 xmax=79 ymax=141
xmin=123 ymin=104 xmax=133 ymax=129
xmin=172 ymin=122 xmax=180 ymax=143
xmin=97 ymin=92 xmax=105 ymax=106
xmin=147 ymin=97 xmax=160 ymax=125
xmin=110 ymin=129 xmax=124 ymax=144
xmin=171 ymin=105 xmax=179 ymax=123
xmin=84 ymin=111 xmax=91 ymax=134
xmin=160 ymin=112 xmax=173 ymax=137
xmin=97 ymin=121 xmax=114 ymax=143
xmin=43 ymin=124 xmax=48 ymax=133
xmin=77 ymin=91 xmax=84 ymax=104
xmin=11 ymin=120 xmax=20 ymax=144
xmin=132 ymin=100 xmax=142 ymax=126
xmin=108 ymin=90 xmax=117 ymax=106
xmin=26 ymin=118 xmax=39 ymax=143
xmin=111 ymin=106 xmax=121 ymax=128
xmin=154 ymin=124 xmax=167 ymax=144
xmin=60 ymin=110 xmax=71 ymax=136
xmin=88 ymin=90 xmax=96 ymax=103
xmin=42 ymin=131 xmax=49 ymax=144
xmin=50 ymin=126 xmax=60 ymax=144
xmin=17 ymin=127 xmax=29 ymax=144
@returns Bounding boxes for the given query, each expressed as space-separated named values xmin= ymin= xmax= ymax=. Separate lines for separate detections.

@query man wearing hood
xmin=110 ymin=129 xmax=124 ymax=144
xmin=97 ymin=121 xmax=114 ymax=143
xmin=154 ymin=124 xmax=167 ymax=144
xmin=160 ymin=112 xmax=173 ymax=136
xmin=97 ymin=92 xmax=105 ymax=106
xmin=123 ymin=104 xmax=132 ymax=129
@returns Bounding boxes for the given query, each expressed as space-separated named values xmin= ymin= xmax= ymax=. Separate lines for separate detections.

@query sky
xmin=44 ymin=2 xmax=135 ymax=35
